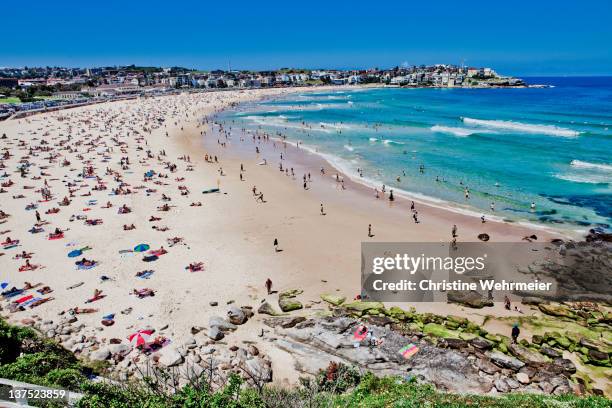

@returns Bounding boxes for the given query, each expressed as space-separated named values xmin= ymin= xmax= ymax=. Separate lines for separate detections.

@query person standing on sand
xmin=35 ymin=210 xmax=41 ymax=223
xmin=452 ymin=224 xmax=457 ymax=238
xmin=368 ymin=224 xmax=373 ymax=237
xmin=274 ymin=238 xmax=279 ymax=252
xmin=265 ymin=278 xmax=273 ymax=295
xmin=320 ymin=204 xmax=325 ymax=215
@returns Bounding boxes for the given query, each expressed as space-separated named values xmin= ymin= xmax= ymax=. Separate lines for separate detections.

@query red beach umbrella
xmin=128 ymin=329 xmax=154 ymax=347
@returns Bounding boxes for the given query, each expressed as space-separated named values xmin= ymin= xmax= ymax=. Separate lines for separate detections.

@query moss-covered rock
xmin=279 ymin=297 xmax=303 ymax=312
xmin=279 ymin=289 xmax=303 ymax=299
xmin=320 ymin=294 xmax=346 ymax=306
xmin=343 ymin=301 xmax=384 ymax=316
xmin=508 ymin=343 xmax=548 ymax=364
xmin=423 ymin=323 xmax=459 ymax=339
xmin=538 ymin=303 xmax=576 ymax=319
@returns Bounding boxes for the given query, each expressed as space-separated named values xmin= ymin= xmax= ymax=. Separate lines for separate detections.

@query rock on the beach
xmin=553 ymin=358 xmax=576 ymax=374
xmin=447 ymin=291 xmax=493 ymax=308
xmin=516 ymin=372 xmax=530 ymax=384
xmin=248 ymin=345 xmax=259 ymax=356
xmin=320 ymin=294 xmax=346 ymax=306
xmin=279 ymin=297 xmax=303 ymax=312
xmin=183 ymin=337 xmax=197 ymax=349
xmin=487 ymin=351 xmax=525 ymax=371
xmin=207 ymin=326 xmax=224 ymax=341
xmin=109 ymin=343 xmax=132 ymax=356
xmin=227 ymin=306 xmax=247 ymax=325
xmin=508 ymin=344 xmax=548 ymax=365
xmin=91 ymin=348 xmax=111 ymax=361
xmin=243 ymin=358 xmax=272 ymax=382
xmin=258 ymin=302 xmax=282 ymax=316
xmin=263 ymin=316 xmax=306 ymax=329
xmin=159 ymin=347 xmax=184 ymax=367
xmin=343 ymin=301 xmax=384 ymax=315
xmin=279 ymin=289 xmax=303 ymax=299
xmin=208 ymin=316 xmax=237 ymax=331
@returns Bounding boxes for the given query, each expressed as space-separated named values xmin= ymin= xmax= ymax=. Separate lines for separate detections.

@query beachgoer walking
xmin=265 ymin=278 xmax=272 ymax=295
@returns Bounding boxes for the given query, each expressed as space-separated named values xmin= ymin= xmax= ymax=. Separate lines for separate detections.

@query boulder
xmin=207 ymin=326 xmax=224 ymax=341
xmin=487 ymin=351 xmax=525 ymax=371
xmin=108 ymin=343 xmax=132 ymax=356
xmin=538 ymin=303 xmax=576 ymax=319
xmin=320 ymin=293 xmax=346 ymax=306
xmin=508 ymin=343 xmax=548 ymax=364
xmin=587 ymin=349 xmax=610 ymax=366
xmin=279 ymin=289 xmax=303 ymax=299
xmin=263 ymin=316 xmax=305 ymax=328
xmin=540 ymin=345 xmax=561 ymax=358
xmin=208 ymin=316 xmax=237 ymax=331
xmin=441 ymin=338 xmax=467 ymax=349
xmin=494 ymin=378 xmax=510 ymax=393
xmin=278 ymin=297 xmax=303 ymax=312
xmin=553 ymin=358 xmax=576 ymax=374
xmin=243 ymin=358 xmax=272 ymax=382
xmin=476 ymin=358 xmax=501 ymax=374
xmin=227 ymin=306 xmax=247 ymax=325
xmin=516 ymin=372 xmax=530 ymax=384
xmin=159 ymin=347 xmax=184 ymax=367
xmin=343 ymin=301 xmax=384 ymax=315
xmin=183 ymin=337 xmax=197 ymax=349
xmin=248 ymin=345 xmax=259 ymax=356
xmin=258 ymin=302 xmax=282 ymax=316
xmin=470 ymin=337 xmax=493 ymax=350
xmin=423 ymin=323 xmax=459 ymax=339
xmin=90 ymin=348 xmax=110 ymax=361
xmin=579 ymin=337 xmax=610 ymax=354
xmin=447 ymin=290 xmax=493 ymax=308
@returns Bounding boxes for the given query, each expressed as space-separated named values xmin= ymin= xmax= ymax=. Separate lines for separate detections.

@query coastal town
xmin=0 ymin=64 xmax=524 ymax=119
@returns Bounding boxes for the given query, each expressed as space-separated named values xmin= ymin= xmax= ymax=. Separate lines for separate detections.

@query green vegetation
xmin=0 ymin=318 xmax=609 ymax=407
xmin=0 ymin=97 xmax=21 ymax=104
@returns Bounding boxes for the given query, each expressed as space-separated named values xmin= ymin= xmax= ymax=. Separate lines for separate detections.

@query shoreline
xmin=204 ymin=94 xmax=572 ymax=242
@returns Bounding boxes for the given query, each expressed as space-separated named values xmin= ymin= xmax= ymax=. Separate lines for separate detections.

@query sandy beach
xmin=0 ymin=87 xmax=572 ymax=385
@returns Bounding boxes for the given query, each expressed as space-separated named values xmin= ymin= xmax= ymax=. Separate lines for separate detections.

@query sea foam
xmin=462 ymin=117 xmax=580 ymax=137
xmin=570 ymin=160 xmax=612 ymax=172
xmin=431 ymin=125 xmax=479 ymax=137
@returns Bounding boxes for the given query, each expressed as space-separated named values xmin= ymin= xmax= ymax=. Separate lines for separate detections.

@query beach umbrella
xmin=128 ymin=329 xmax=154 ymax=347
xmin=134 ymin=244 xmax=150 ymax=253
xmin=1 ymin=282 xmax=8 ymax=290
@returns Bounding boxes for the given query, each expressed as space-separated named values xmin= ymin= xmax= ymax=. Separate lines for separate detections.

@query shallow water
xmin=222 ymin=77 xmax=612 ymax=231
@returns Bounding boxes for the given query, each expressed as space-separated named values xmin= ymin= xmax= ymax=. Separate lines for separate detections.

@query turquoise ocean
xmin=221 ymin=77 xmax=612 ymax=231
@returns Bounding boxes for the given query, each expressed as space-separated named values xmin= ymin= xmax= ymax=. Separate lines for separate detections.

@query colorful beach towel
xmin=399 ymin=343 xmax=419 ymax=359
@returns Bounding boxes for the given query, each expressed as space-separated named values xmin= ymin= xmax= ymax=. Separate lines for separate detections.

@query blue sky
xmin=1 ymin=0 xmax=611 ymax=76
